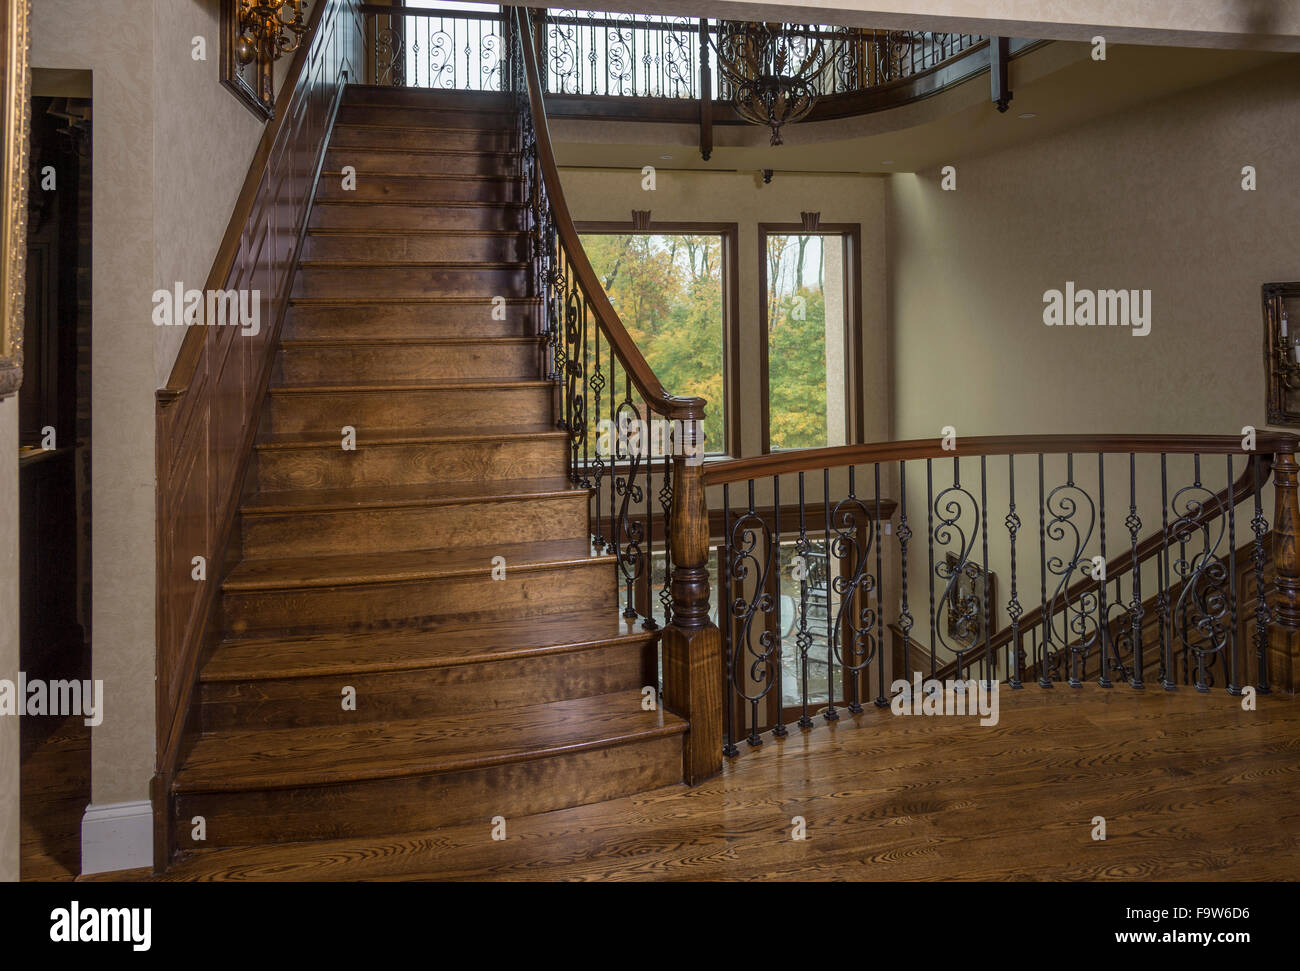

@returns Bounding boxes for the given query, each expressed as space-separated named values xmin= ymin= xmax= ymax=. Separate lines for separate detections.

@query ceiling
xmin=552 ymin=41 xmax=1292 ymax=175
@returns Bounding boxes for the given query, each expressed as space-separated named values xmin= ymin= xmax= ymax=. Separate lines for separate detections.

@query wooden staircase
xmin=167 ymin=85 xmax=686 ymax=860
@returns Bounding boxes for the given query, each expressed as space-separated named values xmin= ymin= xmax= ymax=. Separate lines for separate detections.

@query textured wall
xmin=0 ymin=397 xmax=18 ymax=881
xmin=28 ymin=0 xmax=276 ymax=823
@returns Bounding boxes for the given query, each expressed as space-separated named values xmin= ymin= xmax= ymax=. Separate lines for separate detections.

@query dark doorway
xmin=19 ymin=93 xmax=92 ymax=881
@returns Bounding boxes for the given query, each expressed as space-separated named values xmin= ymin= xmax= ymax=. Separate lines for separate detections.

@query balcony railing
xmin=362 ymin=5 xmax=992 ymax=112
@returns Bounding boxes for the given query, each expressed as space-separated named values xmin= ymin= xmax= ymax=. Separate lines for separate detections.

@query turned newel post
xmin=661 ymin=415 xmax=723 ymax=784
xmin=1270 ymin=449 xmax=1300 ymax=692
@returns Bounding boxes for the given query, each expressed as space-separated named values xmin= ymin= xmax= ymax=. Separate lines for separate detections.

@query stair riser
xmin=222 ymin=561 xmax=618 ymax=635
xmin=303 ymin=232 xmax=527 ymax=263
xmin=324 ymin=148 xmax=517 ymax=176
xmin=310 ymin=202 xmax=524 ymax=232
xmin=240 ymin=493 xmax=590 ymax=558
xmin=316 ymin=176 xmax=521 ymax=204
xmin=255 ymin=438 xmax=567 ymax=490
xmin=199 ymin=640 xmax=655 ymax=731
xmin=276 ymin=341 xmax=541 ymax=384
xmin=173 ymin=734 xmax=682 ymax=850
xmin=268 ymin=386 xmax=554 ymax=435
xmin=343 ymin=88 xmax=512 ymax=111
xmin=330 ymin=125 xmax=517 ymax=153
xmin=283 ymin=303 xmax=539 ymax=340
xmin=292 ymin=266 xmax=527 ymax=300
xmin=337 ymin=105 xmax=514 ymax=129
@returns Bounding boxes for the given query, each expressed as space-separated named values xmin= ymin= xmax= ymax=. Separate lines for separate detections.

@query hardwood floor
xmin=20 ymin=715 xmax=88 ymax=882
xmin=140 ymin=687 xmax=1300 ymax=881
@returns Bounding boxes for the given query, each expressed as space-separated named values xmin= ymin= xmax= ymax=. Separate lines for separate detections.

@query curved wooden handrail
xmin=511 ymin=6 xmax=706 ymax=423
xmin=704 ymin=433 xmax=1299 ymax=487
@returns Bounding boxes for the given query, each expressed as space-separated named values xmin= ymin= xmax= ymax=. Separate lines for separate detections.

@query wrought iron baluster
xmin=1127 ymin=453 xmax=1145 ymax=689
xmin=589 ymin=333 xmax=606 ymax=552
xmin=722 ymin=483 xmax=738 ymax=755
xmin=613 ymin=373 xmax=645 ymax=621
xmin=658 ymin=451 xmax=672 ymax=626
xmin=1251 ymin=455 xmax=1272 ymax=693
xmin=927 ymin=458 xmax=937 ymax=680
xmin=1227 ymin=453 xmax=1240 ymax=695
xmin=772 ymin=476 xmax=786 ymax=736
xmin=726 ymin=479 xmax=777 ymax=746
xmin=980 ymin=456 xmax=992 ymax=687
xmin=1038 ymin=453 xmax=1051 ymax=688
xmin=874 ymin=464 xmax=887 ymax=707
xmin=797 ymin=471 xmax=813 ymax=729
xmin=898 ymin=461 xmax=914 ymax=687
xmin=1005 ymin=454 xmax=1022 ymax=688
xmin=1160 ymin=453 xmax=1174 ymax=689
xmin=1097 ymin=453 xmax=1111 ymax=688
xmin=825 ymin=468 xmax=837 ymax=721
xmin=643 ymin=410 xmax=657 ymax=631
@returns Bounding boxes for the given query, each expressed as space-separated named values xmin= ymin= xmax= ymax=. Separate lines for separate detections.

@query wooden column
xmin=1270 ymin=449 xmax=1300 ymax=693
xmin=661 ymin=417 xmax=723 ymax=784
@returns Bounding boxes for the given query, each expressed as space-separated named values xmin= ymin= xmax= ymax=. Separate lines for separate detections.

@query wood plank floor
xmin=20 ymin=715 xmax=88 ymax=882
xmin=144 ymin=687 xmax=1300 ymax=881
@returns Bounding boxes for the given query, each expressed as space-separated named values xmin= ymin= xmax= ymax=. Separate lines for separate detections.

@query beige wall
xmin=0 ymin=397 xmax=18 ymax=881
xmin=29 ymin=0 xmax=277 ymax=822
xmin=885 ymin=56 xmax=1300 ymax=665
xmin=888 ymin=55 xmax=1300 ymax=442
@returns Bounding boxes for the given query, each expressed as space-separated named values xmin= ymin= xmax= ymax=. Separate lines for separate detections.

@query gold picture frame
xmin=1 ymin=0 xmax=30 ymax=399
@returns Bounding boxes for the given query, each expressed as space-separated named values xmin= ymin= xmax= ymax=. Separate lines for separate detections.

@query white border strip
xmin=80 ymin=801 xmax=152 ymax=875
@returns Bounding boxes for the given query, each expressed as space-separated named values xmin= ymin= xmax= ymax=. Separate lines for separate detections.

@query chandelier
xmin=709 ymin=21 xmax=846 ymax=146
xmin=234 ymin=1 xmax=311 ymax=65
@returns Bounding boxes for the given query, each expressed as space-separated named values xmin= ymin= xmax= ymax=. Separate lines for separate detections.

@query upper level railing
xmin=362 ymin=5 xmax=992 ymax=114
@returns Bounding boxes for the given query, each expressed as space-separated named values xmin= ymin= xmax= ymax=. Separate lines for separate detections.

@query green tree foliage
xmin=581 ymin=233 xmax=725 ymax=453
xmin=767 ymin=235 xmax=830 ymax=450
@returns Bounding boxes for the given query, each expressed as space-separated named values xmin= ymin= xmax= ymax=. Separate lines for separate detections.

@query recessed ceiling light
xmin=661 ymin=155 xmax=672 ymax=160
xmin=880 ymin=160 xmax=894 ymax=165
xmin=1018 ymin=112 xmax=1038 ymax=119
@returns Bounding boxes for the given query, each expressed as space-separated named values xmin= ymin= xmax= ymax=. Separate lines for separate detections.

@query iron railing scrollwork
xmin=505 ymin=7 xmax=707 ymax=633
xmin=362 ymin=5 xmax=989 ymax=114
xmin=703 ymin=436 xmax=1298 ymax=759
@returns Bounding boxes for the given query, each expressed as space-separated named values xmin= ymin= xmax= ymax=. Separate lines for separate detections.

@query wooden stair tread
xmin=333 ymin=122 xmax=515 ymax=137
xmin=242 ymin=476 xmax=585 ymax=514
xmin=278 ymin=335 xmax=542 ymax=347
xmin=173 ymin=691 xmax=685 ymax=792
xmin=268 ymin=377 xmax=552 ymax=393
xmin=320 ymin=170 xmax=518 ymax=182
xmin=223 ymin=538 xmax=608 ymax=591
xmin=312 ymin=198 xmax=524 ymax=209
xmin=306 ymin=228 xmax=524 ymax=237
xmin=295 ymin=261 xmax=528 ymax=271
xmin=288 ymin=295 xmax=540 ymax=306
xmin=255 ymin=423 xmax=565 ymax=448
xmin=202 ymin=608 xmax=657 ymax=682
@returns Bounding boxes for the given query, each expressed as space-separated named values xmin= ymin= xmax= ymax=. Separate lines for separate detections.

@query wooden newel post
xmin=1270 ymin=449 xmax=1300 ymax=693
xmin=662 ymin=416 xmax=723 ymax=784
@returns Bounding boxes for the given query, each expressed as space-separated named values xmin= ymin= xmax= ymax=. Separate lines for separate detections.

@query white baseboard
xmin=80 ymin=801 xmax=153 ymax=875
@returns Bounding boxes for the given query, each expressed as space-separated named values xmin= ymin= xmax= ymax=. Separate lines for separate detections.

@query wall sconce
xmin=221 ymin=0 xmax=312 ymax=119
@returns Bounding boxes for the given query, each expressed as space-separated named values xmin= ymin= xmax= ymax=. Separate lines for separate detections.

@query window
xmin=578 ymin=225 xmax=739 ymax=456
xmin=760 ymin=226 xmax=862 ymax=453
